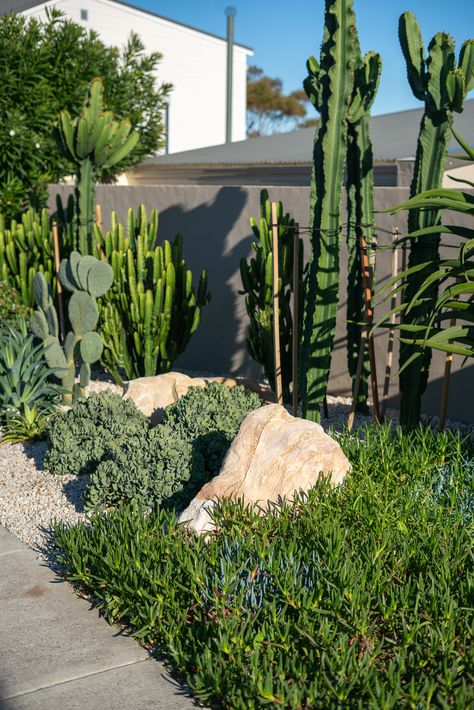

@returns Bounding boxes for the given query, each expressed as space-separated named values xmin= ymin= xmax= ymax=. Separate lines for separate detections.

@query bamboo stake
xmin=348 ymin=234 xmax=383 ymax=428
xmin=439 ymin=288 xmax=459 ymax=430
xmin=323 ymin=396 xmax=329 ymax=419
xmin=95 ymin=203 xmax=106 ymax=260
xmin=96 ymin=203 xmax=103 ymax=230
xmin=348 ymin=333 xmax=366 ymax=431
xmin=292 ymin=223 xmax=300 ymax=416
xmin=400 ymin=236 xmax=407 ymax=322
xmin=363 ymin=234 xmax=383 ymax=424
xmin=271 ymin=202 xmax=283 ymax=405
xmin=381 ymin=227 xmax=399 ymax=416
xmin=52 ymin=221 xmax=65 ymax=342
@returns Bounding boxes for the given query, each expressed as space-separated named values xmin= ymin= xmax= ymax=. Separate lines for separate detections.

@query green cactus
xmin=300 ymin=0 xmax=356 ymax=421
xmin=398 ymin=12 xmax=474 ymax=429
xmin=239 ymin=190 xmax=305 ymax=403
xmin=95 ymin=206 xmax=210 ymax=382
xmin=56 ymin=78 xmax=139 ymax=255
xmin=31 ymin=251 xmax=113 ymax=404
xmin=346 ymin=42 xmax=382 ymax=413
xmin=0 ymin=208 xmax=62 ymax=309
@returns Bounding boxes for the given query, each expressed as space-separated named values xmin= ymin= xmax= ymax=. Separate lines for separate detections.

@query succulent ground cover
xmin=45 ymin=383 xmax=261 ymax=512
xmin=55 ymin=424 xmax=474 ymax=709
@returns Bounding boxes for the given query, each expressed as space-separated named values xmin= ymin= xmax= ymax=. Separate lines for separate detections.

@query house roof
xmin=148 ymin=99 xmax=474 ymax=166
xmin=0 ymin=0 xmax=253 ymax=51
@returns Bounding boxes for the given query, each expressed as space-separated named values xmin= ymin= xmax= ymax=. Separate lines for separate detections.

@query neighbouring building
xmin=128 ymin=99 xmax=474 ymax=187
xmin=0 ymin=0 xmax=253 ymax=153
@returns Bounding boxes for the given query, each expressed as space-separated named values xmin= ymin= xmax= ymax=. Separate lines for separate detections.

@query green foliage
xmin=0 ymin=320 xmax=63 ymax=443
xmin=300 ymin=0 xmax=356 ymax=421
xmin=0 ymin=9 xmax=171 ymax=219
xmin=240 ymin=190 xmax=305 ymax=403
xmin=246 ymin=65 xmax=313 ymax=136
xmin=57 ymin=78 xmax=139 ymax=255
xmin=345 ymin=39 xmax=382 ymax=414
xmin=380 ymin=129 xmax=474 ymax=362
xmin=44 ymin=390 xmax=148 ymax=476
xmin=31 ymin=252 xmax=113 ymax=404
xmin=0 ymin=281 xmax=29 ymax=327
xmin=398 ymin=12 xmax=474 ymax=429
xmin=84 ymin=425 xmax=196 ymax=511
xmin=0 ymin=208 xmax=62 ymax=310
xmin=162 ymin=382 xmax=262 ymax=479
xmin=55 ymin=424 xmax=474 ymax=708
xmin=96 ymin=206 xmax=211 ymax=382
xmin=86 ymin=382 xmax=261 ymax=511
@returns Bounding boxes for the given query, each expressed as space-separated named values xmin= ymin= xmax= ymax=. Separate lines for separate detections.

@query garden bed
xmin=0 ymin=389 xmax=388 ymax=553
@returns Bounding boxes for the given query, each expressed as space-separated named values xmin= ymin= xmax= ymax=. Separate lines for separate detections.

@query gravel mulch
xmin=0 ymin=381 xmax=471 ymax=557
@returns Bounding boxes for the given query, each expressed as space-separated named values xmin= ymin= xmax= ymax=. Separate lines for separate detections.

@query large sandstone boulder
xmin=178 ymin=404 xmax=351 ymax=535
xmin=123 ymin=372 xmax=274 ymax=423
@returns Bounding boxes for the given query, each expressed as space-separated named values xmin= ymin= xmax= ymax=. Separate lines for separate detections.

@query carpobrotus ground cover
xmin=54 ymin=425 xmax=474 ymax=709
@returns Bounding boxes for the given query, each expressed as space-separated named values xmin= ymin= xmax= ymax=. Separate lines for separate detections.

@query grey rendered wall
xmin=49 ymin=184 xmax=473 ymax=424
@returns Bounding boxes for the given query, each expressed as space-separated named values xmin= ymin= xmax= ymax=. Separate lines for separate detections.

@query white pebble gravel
xmin=0 ymin=380 xmax=471 ymax=557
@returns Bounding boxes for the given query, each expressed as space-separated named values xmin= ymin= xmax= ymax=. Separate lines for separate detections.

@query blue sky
xmin=132 ymin=0 xmax=474 ymax=116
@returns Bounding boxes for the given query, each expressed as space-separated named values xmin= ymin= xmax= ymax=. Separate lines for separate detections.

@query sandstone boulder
xmin=122 ymin=372 xmax=206 ymax=423
xmin=178 ymin=403 xmax=351 ymax=534
xmin=122 ymin=372 xmax=273 ymax=423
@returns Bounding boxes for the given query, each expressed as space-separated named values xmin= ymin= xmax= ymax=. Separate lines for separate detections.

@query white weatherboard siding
xmin=22 ymin=0 xmax=251 ymax=153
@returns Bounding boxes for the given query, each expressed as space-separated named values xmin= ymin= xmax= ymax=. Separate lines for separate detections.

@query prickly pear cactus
xmin=31 ymin=251 xmax=113 ymax=404
xmin=398 ymin=12 xmax=474 ymax=429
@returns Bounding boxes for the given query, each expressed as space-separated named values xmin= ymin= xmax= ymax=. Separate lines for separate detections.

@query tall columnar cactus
xmin=0 ymin=208 xmax=57 ymax=308
xmin=240 ymin=190 xmax=305 ymax=403
xmin=95 ymin=206 xmax=211 ymax=382
xmin=398 ymin=12 xmax=474 ymax=429
xmin=345 ymin=41 xmax=382 ymax=413
xmin=56 ymin=78 xmax=139 ymax=255
xmin=300 ymin=0 xmax=356 ymax=421
xmin=31 ymin=252 xmax=113 ymax=404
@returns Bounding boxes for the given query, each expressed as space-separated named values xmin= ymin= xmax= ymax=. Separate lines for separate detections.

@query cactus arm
xmin=398 ymin=12 xmax=427 ymax=101
xmin=345 ymin=42 xmax=381 ymax=414
xmin=459 ymin=40 xmax=474 ymax=93
xmin=397 ymin=15 xmax=473 ymax=429
xmin=300 ymin=0 xmax=356 ymax=421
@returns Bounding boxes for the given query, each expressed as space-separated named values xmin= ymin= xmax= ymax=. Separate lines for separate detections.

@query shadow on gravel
xmin=62 ymin=475 xmax=90 ymax=513
xmin=21 ymin=440 xmax=48 ymax=470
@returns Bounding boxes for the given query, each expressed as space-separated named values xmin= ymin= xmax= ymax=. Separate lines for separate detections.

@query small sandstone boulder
xmin=123 ymin=372 xmax=273 ymax=423
xmin=122 ymin=372 xmax=204 ymax=423
xmin=179 ymin=404 xmax=351 ymax=535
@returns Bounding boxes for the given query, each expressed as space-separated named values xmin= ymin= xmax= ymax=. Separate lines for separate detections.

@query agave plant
xmin=0 ymin=320 xmax=64 ymax=443
xmin=379 ymin=129 xmax=474 ymax=364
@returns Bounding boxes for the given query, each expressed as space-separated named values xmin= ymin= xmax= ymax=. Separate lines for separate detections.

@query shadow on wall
xmin=385 ymin=362 xmax=474 ymax=425
xmin=158 ymin=186 xmax=256 ymax=376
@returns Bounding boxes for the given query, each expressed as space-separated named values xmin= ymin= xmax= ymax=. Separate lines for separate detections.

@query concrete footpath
xmin=0 ymin=526 xmax=196 ymax=709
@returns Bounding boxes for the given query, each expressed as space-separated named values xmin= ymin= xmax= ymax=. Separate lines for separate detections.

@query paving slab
xmin=0 ymin=660 xmax=191 ymax=710
xmin=0 ymin=526 xmax=195 ymax=709
xmin=0 ymin=526 xmax=27 ymax=556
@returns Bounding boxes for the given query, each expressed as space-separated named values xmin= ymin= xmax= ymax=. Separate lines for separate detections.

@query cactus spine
xmin=398 ymin=13 xmax=474 ymax=429
xmin=346 ymin=41 xmax=382 ymax=413
xmin=56 ymin=78 xmax=139 ymax=255
xmin=240 ymin=190 xmax=304 ymax=403
xmin=31 ymin=252 xmax=113 ymax=404
xmin=300 ymin=0 xmax=356 ymax=421
xmin=95 ymin=206 xmax=210 ymax=381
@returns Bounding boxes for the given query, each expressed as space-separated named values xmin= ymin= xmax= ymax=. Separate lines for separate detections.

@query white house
xmin=1 ymin=0 xmax=253 ymax=153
